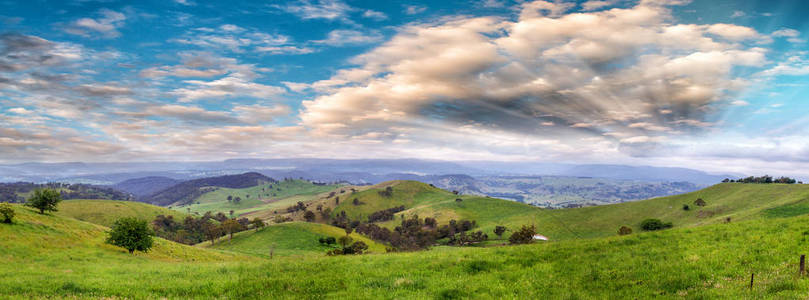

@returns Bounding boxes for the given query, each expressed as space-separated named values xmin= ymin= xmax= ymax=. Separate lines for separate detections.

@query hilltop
xmin=112 ymin=176 xmax=180 ymax=199
xmin=306 ymin=180 xmax=809 ymax=242
xmin=56 ymin=199 xmax=188 ymax=228
xmin=145 ymin=172 xmax=274 ymax=206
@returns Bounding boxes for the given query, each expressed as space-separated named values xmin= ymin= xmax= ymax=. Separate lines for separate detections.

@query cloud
xmin=581 ymin=0 xmax=618 ymax=11
xmin=255 ymin=46 xmax=315 ymax=55
xmin=0 ymin=33 xmax=84 ymax=72
xmin=404 ymin=5 xmax=427 ymax=15
xmin=172 ymin=25 xmax=290 ymax=53
xmin=772 ymin=28 xmax=804 ymax=43
xmin=171 ymin=75 xmax=286 ymax=102
xmin=275 ymin=0 xmax=352 ymax=21
xmin=362 ymin=10 xmax=387 ymax=21
xmin=63 ymin=9 xmax=126 ymax=39
xmin=315 ymin=30 xmax=383 ymax=46
xmin=730 ymin=10 xmax=745 ymax=18
xmin=730 ymin=100 xmax=749 ymax=106
xmin=299 ymin=0 xmax=768 ymax=158
xmin=174 ymin=0 xmax=195 ymax=6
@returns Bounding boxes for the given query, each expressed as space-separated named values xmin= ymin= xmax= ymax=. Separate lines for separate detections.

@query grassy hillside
xmin=0 ymin=204 xmax=247 ymax=263
xmin=176 ymin=179 xmax=341 ymax=217
xmin=3 ymin=204 xmax=809 ymax=298
xmin=331 ymin=181 xmax=809 ymax=242
xmin=205 ymin=222 xmax=387 ymax=257
xmin=56 ymin=199 xmax=188 ymax=227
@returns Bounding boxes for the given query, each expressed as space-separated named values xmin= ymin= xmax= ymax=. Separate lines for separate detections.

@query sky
xmin=1 ymin=0 xmax=809 ymax=176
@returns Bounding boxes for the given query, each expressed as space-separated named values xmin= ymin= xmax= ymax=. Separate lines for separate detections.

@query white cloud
xmin=276 ymin=0 xmax=352 ymax=20
xmin=315 ymin=30 xmax=383 ymax=46
xmin=171 ymin=75 xmax=286 ymax=102
xmin=730 ymin=100 xmax=749 ymax=106
xmin=362 ymin=10 xmax=387 ymax=21
xmin=63 ymin=9 xmax=126 ymax=39
xmin=404 ymin=5 xmax=427 ymax=15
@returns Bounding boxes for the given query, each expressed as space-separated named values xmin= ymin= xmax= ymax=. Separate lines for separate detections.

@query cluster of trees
xmin=353 ymin=215 xmax=481 ymax=251
xmin=226 ymin=195 xmax=241 ymax=204
xmin=151 ymin=212 xmax=262 ymax=245
xmin=723 ymin=176 xmax=800 ymax=184
xmin=0 ymin=182 xmax=129 ymax=203
xmin=285 ymin=201 xmax=306 ymax=213
xmin=367 ymin=205 xmax=406 ymax=222
xmin=508 ymin=225 xmax=537 ymax=244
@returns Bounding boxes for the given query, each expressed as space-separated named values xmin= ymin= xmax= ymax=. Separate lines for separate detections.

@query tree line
xmin=723 ymin=175 xmax=800 ymax=184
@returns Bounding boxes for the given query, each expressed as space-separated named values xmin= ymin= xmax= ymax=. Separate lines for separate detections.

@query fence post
xmin=750 ymin=273 xmax=754 ymax=290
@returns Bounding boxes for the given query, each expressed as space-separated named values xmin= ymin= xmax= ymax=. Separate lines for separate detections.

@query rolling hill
xmin=56 ymin=199 xmax=188 ymax=228
xmin=145 ymin=172 xmax=274 ymax=206
xmin=112 ymin=176 xmax=180 ymax=198
xmin=204 ymin=222 xmax=387 ymax=257
xmin=322 ymin=180 xmax=809 ymax=242
xmin=174 ymin=179 xmax=342 ymax=217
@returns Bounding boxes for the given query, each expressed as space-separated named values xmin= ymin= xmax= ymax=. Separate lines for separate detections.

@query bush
xmin=251 ymin=218 xmax=265 ymax=231
xmin=682 ymin=204 xmax=690 ymax=211
xmin=303 ymin=210 xmax=316 ymax=222
xmin=25 ymin=188 xmax=62 ymax=214
xmin=640 ymin=219 xmax=673 ymax=231
xmin=494 ymin=225 xmax=507 ymax=237
xmin=0 ymin=203 xmax=14 ymax=223
xmin=617 ymin=226 xmax=632 ymax=235
xmin=694 ymin=198 xmax=706 ymax=206
xmin=508 ymin=225 xmax=536 ymax=244
xmin=106 ymin=217 xmax=154 ymax=254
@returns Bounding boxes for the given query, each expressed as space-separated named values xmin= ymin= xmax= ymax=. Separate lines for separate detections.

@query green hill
xmin=3 ymin=201 xmax=809 ymax=298
xmin=56 ymin=199 xmax=188 ymax=227
xmin=204 ymin=222 xmax=387 ymax=257
xmin=0 ymin=204 xmax=246 ymax=263
xmin=175 ymin=179 xmax=341 ymax=217
xmin=331 ymin=181 xmax=809 ymax=242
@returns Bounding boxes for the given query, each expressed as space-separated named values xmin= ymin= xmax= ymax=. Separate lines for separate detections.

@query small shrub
xmin=640 ymin=218 xmax=672 ymax=231
xmin=617 ymin=226 xmax=632 ymax=235
xmin=303 ymin=210 xmax=316 ymax=222
xmin=682 ymin=204 xmax=690 ymax=211
xmin=694 ymin=198 xmax=706 ymax=206
xmin=455 ymin=198 xmax=463 ymax=202
xmin=508 ymin=225 xmax=536 ymax=244
xmin=0 ymin=203 xmax=14 ymax=223
xmin=494 ymin=225 xmax=507 ymax=237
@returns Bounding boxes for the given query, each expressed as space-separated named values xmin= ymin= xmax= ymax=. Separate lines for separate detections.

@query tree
xmin=251 ymin=218 xmax=265 ymax=231
xmin=344 ymin=241 xmax=368 ymax=254
xmin=303 ymin=210 xmax=316 ymax=222
xmin=227 ymin=195 xmax=232 ymax=202
xmin=233 ymin=197 xmax=241 ymax=204
xmin=0 ymin=203 xmax=14 ymax=223
xmin=694 ymin=198 xmax=706 ymax=207
xmin=106 ymin=217 xmax=154 ymax=254
xmin=618 ymin=226 xmax=632 ymax=235
xmin=640 ymin=218 xmax=673 ymax=231
xmin=494 ymin=226 xmax=507 ymax=238
xmin=682 ymin=204 xmax=690 ymax=211
xmin=222 ymin=219 xmax=242 ymax=241
xmin=352 ymin=198 xmax=361 ymax=205
xmin=508 ymin=225 xmax=536 ymax=244
xmin=203 ymin=221 xmax=222 ymax=245
xmin=26 ymin=188 xmax=62 ymax=214
xmin=338 ymin=235 xmax=353 ymax=248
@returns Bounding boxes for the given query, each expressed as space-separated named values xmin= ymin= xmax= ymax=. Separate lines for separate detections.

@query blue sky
xmin=1 ymin=0 xmax=809 ymax=176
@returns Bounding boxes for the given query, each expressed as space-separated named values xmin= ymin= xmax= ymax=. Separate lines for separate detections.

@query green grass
xmin=4 ymin=201 xmax=809 ymax=298
xmin=345 ymin=182 xmax=809 ymax=242
xmin=174 ymin=180 xmax=340 ymax=217
xmin=205 ymin=222 xmax=387 ymax=257
xmin=56 ymin=199 xmax=189 ymax=227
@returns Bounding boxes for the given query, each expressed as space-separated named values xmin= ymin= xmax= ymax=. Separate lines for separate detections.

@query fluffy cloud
xmin=300 ymin=0 xmax=769 ymax=158
xmin=63 ymin=9 xmax=127 ymax=39
xmin=315 ymin=30 xmax=383 ymax=46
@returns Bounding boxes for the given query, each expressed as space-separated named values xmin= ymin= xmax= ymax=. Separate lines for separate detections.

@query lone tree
xmin=694 ymin=198 xmax=706 ymax=207
xmin=203 ymin=222 xmax=222 ymax=245
xmin=0 ymin=203 xmax=14 ymax=223
xmin=303 ymin=210 xmax=316 ymax=222
xmin=508 ymin=225 xmax=536 ymax=244
xmin=494 ymin=225 xmax=507 ymax=238
xmin=26 ymin=188 xmax=62 ymax=214
xmin=106 ymin=217 xmax=154 ymax=254
xmin=682 ymin=204 xmax=690 ymax=211
xmin=251 ymin=218 xmax=265 ymax=231
xmin=618 ymin=226 xmax=632 ymax=235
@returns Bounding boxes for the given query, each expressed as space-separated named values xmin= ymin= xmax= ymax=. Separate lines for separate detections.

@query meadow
xmin=3 ymin=202 xmax=809 ymax=298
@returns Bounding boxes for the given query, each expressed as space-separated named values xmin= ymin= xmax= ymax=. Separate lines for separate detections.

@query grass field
xmin=339 ymin=181 xmax=809 ymax=242
xmin=56 ymin=199 xmax=189 ymax=227
xmin=3 ymin=199 xmax=809 ymax=298
xmin=205 ymin=222 xmax=387 ymax=257
xmin=173 ymin=179 xmax=341 ymax=217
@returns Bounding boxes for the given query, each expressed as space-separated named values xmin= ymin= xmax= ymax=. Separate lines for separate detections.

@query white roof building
xmin=532 ymin=234 xmax=548 ymax=241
